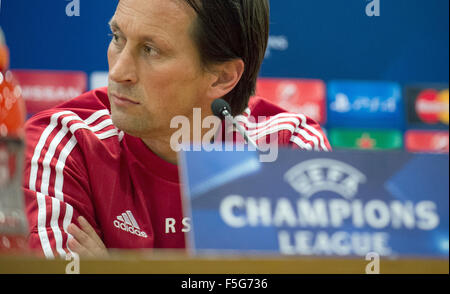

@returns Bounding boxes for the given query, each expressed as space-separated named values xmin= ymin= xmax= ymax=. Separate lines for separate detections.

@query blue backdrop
xmin=0 ymin=0 xmax=449 ymax=83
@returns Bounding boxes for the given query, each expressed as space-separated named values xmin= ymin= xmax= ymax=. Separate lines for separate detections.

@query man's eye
xmin=109 ymin=33 xmax=120 ymax=42
xmin=143 ymin=45 xmax=157 ymax=56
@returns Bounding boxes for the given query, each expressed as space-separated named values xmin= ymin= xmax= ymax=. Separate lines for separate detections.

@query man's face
xmin=107 ymin=0 xmax=211 ymax=139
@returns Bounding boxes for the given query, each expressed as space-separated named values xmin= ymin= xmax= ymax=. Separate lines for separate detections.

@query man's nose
xmin=109 ymin=47 xmax=138 ymax=84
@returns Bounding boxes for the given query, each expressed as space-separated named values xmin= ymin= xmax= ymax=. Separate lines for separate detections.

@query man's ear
xmin=206 ymin=58 xmax=245 ymax=100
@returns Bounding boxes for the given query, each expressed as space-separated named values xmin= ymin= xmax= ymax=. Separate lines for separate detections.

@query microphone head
xmin=211 ymin=98 xmax=232 ymax=119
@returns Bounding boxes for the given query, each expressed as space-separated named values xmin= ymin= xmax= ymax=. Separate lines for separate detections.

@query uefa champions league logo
xmin=284 ymin=159 xmax=367 ymax=200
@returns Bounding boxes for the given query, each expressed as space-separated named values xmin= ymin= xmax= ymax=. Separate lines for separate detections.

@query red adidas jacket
xmin=23 ymin=87 xmax=331 ymax=258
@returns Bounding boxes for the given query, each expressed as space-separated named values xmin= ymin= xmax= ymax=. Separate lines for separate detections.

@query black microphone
xmin=211 ymin=98 xmax=259 ymax=150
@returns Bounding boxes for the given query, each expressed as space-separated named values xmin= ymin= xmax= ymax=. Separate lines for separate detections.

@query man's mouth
xmin=111 ymin=93 xmax=140 ymax=106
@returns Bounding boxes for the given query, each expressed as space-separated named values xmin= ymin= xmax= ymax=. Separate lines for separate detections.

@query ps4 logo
xmin=366 ymin=0 xmax=380 ymax=17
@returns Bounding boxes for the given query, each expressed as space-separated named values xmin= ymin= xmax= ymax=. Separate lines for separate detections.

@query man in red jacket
xmin=23 ymin=0 xmax=330 ymax=258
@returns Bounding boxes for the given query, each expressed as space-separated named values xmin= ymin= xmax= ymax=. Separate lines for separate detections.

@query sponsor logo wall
xmin=257 ymin=78 xmax=448 ymax=153
xmin=10 ymin=70 xmax=87 ymax=118
xmin=9 ymin=69 xmax=449 ymax=154
xmin=255 ymin=78 xmax=326 ymax=125
xmin=405 ymin=86 xmax=449 ymax=127
xmin=403 ymin=85 xmax=449 ymax=153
